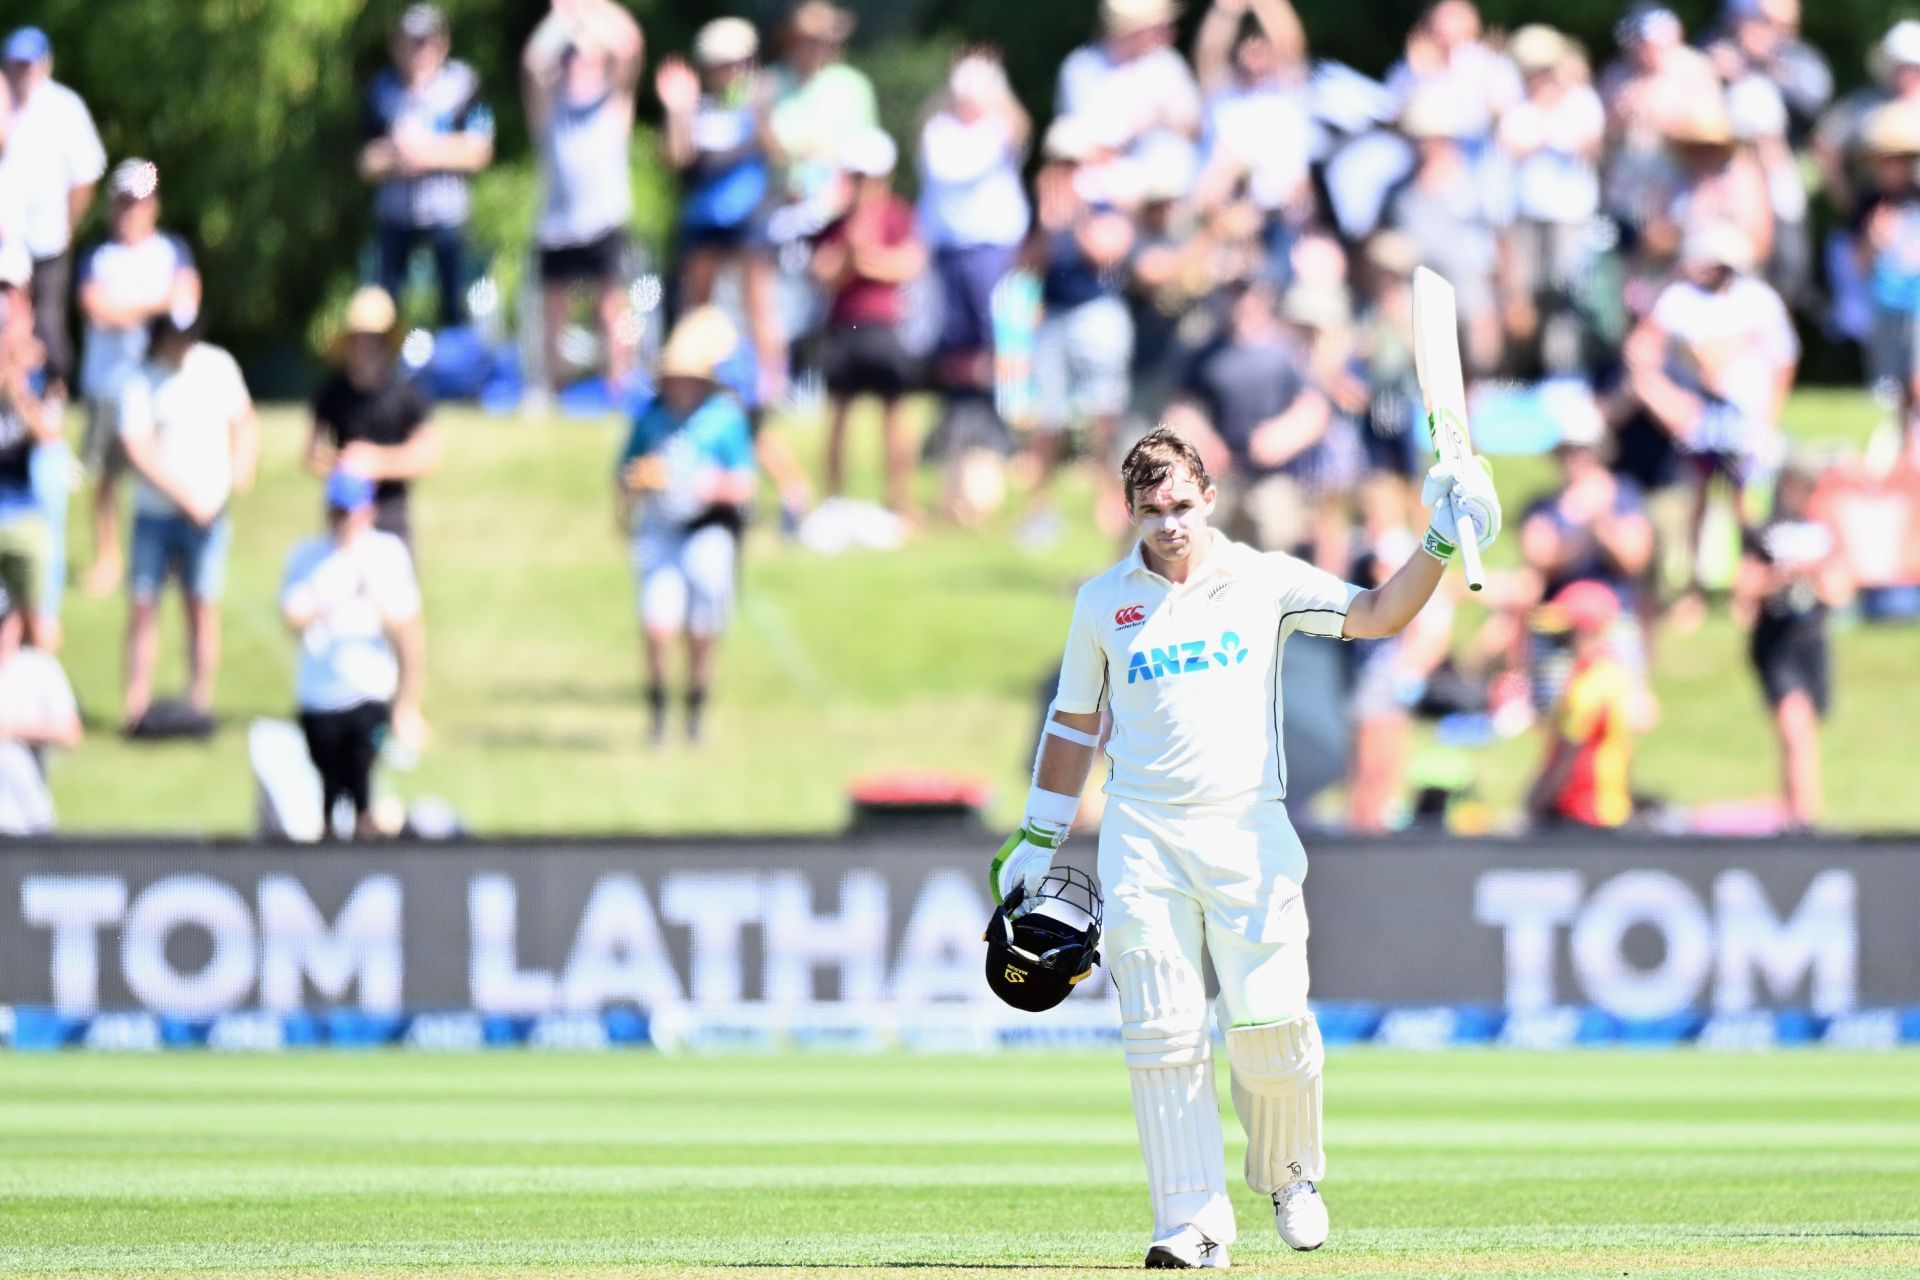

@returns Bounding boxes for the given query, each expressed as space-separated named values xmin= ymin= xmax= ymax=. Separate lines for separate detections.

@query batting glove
xmin=1421 ymin=455 xmax=1502 ymax=559
xmin=990 ymin=821 xmax=1066 ymax=903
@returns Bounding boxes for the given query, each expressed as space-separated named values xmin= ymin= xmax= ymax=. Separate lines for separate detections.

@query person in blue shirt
xmin=617 ymin=307 xmax=756 ymax=744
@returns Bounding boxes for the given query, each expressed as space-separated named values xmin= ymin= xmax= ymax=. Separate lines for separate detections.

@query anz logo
xmin=1126 ymin=632 xmax=1249 ymax=684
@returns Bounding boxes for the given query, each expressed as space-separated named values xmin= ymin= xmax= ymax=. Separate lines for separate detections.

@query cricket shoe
xmin=1144 ymin=1224 xmax=1228 ymax=1269
xmin=1272 ymin=1179 xmax=1328 ymax=1251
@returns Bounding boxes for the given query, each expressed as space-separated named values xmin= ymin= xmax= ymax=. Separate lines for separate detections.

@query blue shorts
xmin=130 ymin=511 xmax=232 ymax=604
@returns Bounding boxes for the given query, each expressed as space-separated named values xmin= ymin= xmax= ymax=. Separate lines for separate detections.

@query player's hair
xmin=1121 ymin=427 xmax=1212 ymax=506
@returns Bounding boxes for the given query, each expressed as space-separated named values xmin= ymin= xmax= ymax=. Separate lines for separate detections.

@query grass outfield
xmin=46 ymin=386 xmax=1920 ymax=835
xmin=1 ymin=1050 xmax=1917 ymax=1278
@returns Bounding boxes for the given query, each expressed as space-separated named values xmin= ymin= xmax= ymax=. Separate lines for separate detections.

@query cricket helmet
xmin=983 ymin=866 xmax=1103 ymax=1012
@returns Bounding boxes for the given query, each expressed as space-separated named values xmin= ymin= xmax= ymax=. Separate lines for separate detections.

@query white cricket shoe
xmin=1272 ymin=1180 xmax=1328 ymax=1251
xmin=1144 ymin=1224 xmax=1229 ymax=1269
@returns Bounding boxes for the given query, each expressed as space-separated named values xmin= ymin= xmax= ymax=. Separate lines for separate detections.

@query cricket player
xmin=992 ymin=427 xmax=1500 ymax=1268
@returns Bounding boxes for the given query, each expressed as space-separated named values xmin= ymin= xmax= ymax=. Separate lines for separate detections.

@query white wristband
xmin=1025 ymin=785 xmax=1080 ymax=829
xmin=1043 ymin=719 xmax=1100 ymax=748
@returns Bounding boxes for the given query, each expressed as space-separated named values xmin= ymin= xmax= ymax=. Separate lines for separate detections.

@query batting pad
xmin=1226 ymin=1014 xmax=1325 ymax=1192
xmin=1114 ymin=950 xmax=1234 ymax=1244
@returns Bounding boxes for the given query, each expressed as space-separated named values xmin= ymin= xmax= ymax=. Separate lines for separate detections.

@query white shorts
xmin=632 ymin=523 xmax=737 ymax=636
xmin=1033 ymin=295 xmax=1134 ymax=431
xmin=1097 ymin=795 xmax=1311 ymax=1026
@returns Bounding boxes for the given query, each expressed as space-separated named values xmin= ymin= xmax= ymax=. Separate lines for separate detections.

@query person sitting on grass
xmin=1526 ymin=580 xmax=1636 ymax=830
xmin=616 ymin=307 xmax=756 ymax=745
xmin=117 ymin=305 xmax=259 ymax=736
xmin=1733 ymin=457 xmax=1850 ymax=831
xmin=280 ymin=469 xmax=427 ymax=841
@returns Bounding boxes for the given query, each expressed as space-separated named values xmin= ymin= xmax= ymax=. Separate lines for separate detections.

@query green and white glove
xmin=989 ymin=786 xmax=1078 ymax=902
xmin=1420 ymin=455 xmax=1502 ymax=561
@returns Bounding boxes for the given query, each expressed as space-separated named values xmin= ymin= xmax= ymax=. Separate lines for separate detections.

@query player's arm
xmin=991 ymin=593 xmax=1106 ymax=902
xmin=1344 ymin=456 xmax=1502 ymax=639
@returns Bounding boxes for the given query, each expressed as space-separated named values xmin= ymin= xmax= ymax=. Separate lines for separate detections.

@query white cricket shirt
xmin=1053 ymin=533 xmax=1361 ymax=807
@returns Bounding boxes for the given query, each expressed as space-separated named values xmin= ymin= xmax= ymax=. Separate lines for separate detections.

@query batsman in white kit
xmin=983 ymin=416 xmax=1500 ymax=1267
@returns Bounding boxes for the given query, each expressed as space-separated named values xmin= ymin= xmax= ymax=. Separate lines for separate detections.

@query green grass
xmin=0 ymin=1050 xmax=1916 ymax=1277
xmin=45 ymin=388 xmax=1920 ymax=835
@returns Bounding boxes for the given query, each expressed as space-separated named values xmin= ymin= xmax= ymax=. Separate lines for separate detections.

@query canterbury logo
xmin=1114 ymin=605 xmax=1146 ymax=628
xmin=1002 ymin=965 xmax=1027 ymax=984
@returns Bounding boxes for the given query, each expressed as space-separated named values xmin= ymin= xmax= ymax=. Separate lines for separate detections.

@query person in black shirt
xmin=1734 ymin=458 xmax=1849 ymax=830
xmin=306 ymin=286 xmax=442 ymax=544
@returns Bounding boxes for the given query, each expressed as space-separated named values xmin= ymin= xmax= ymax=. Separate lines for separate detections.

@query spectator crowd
xmin=0 ymin=0 xmax=1913 ymax=837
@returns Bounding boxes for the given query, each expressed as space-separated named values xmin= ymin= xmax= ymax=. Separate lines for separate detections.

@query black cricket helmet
xmin=983 ymin=866 xmax=1103 ymax=1012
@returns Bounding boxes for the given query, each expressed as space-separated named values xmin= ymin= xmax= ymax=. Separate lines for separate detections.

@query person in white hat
xmin=616 ymin=307 xmax=757 ymax=744
xmin=1624 ymin=220 xmax=1798 ymax=602
xmin=657 ymin=19 xmax=786 ymax=404
xmin=523 ymin=0 xmax=646 ymax=396
xmin=76 ymin=158 xmax=201 ymax=597
xmin=1811 ymin=20 xmax=1920 ymax=225
xmin=1057 ymin=0 xmax=1202 ymax=168
xmin=809 ymin=127 xmax=926 ymax=517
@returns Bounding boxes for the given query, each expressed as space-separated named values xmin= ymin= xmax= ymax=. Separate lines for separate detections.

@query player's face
xmin=1130 ymin=470 xmax=1216 ymax=566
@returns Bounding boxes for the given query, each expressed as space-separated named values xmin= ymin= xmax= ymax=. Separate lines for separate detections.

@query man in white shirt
xmin=281 ymin=469 xmax=426 ymax=840
xmin=991 ymin=427 xmax=1500 ymax=1267
xmin=117 ymin=309 xmax=259 ymax=731
xmin=1057 ymin=0 xmax=1203 ymax=170
xmin=0 ymin=27 xmax=106 ymax=396
xmin=76 ymin=159 xmax=201 ymax=596
xmin=0 ymin=582 xmax=79 ymax=834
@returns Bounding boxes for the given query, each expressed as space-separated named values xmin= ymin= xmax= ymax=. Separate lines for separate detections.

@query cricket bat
xmin=1410 ymin=266 xmax=1486 ymax=592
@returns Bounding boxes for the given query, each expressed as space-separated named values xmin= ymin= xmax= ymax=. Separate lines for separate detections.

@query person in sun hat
xmin=307 ymin=285 xmax=442 ymax=547
xmin=76 ymin=157 xmax=201 ymax=597
xmin=616 ymin=307 xmax=757 ymax=744
xmin=1057 ymin=0 xmax=1202 ymax=167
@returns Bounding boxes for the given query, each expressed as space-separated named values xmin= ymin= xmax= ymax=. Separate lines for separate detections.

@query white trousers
xmin=1099 ymin=795 xmax=1319 ymax=1245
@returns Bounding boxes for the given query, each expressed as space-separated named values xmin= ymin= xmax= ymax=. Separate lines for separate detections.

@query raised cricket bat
xmin=1410 ymin=266 xmax=1486 ymax=592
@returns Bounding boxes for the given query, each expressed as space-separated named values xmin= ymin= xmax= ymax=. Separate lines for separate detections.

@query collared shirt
xmin=1053 ymin=533 xmax=1361 ymax=806
xmin=0 ymin=80 xmax=106 ymax=258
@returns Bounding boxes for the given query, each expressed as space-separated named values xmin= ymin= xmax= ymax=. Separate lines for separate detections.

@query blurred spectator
xmin=1384 ymin=91 xmax=1502 ymax=374
xmin=1496 ymin=26 xmax=1604 ymax=375
xmin=523 ymin=0 xmax=645 ymax=395
xmin=1521 ymin=396 xmax=1655 ymax=606
xmin=1191 ymin=0 xmax=1312 ymax=222
xmin=76 ymin=159 xmax=200 ymax=598
xmin=1125 ymin=168 xmax=1207 ymax=426
xmin=1352 ymin=230 xmax=1428 ymax=483
xmin=1729 ymin=75 xmax=1811 ymax=307
xmin=1386 ymin=0 xmax=1520 ymax=147
xmin=281 ymin=469 xmax=426 ymax=841
xmin=0 ymin=583 xmax=79 ymax=835
xmin=810 ymin=128 xmax=926 ymax=518
xmin=1057 ymin=0 xmax=1201 ymax=168
xmin=117 ymin=307 xmax=259 ymax=733
xmin=308 ymin=287 xmax=443 ymax=546
xmin=1023 ymin=117 xmax=1137 ymax=541
xmin=769 ymin=2 xmax=877 ymax=205
xmin=0 ymin=26 xmax=105 ymax=399
xmin=917 ymin=51 xmax=1031 ymax=400
xmin=1652 ymin=98 xmax=1773 ymax=280
xmin=658 ymin=19 xmax=785 ymax=403
xmin=1734 ymin=459 xmax=1848 ymax=829
xmin=0 ymin=243 xmax=61 ymax=652
xmin=1624 ymin=222 xmax=1797 ymax=597
xmin=1162 ymin=277 xmax=1326 ymax=554
xmin=617 ymin=308 xmax=756 ymax=745
xmin=1346 ymin=476 xmax=1452 ymax=832
xmin=1703 ymin=0 xmax=1831 ymax=143
xmin=1854 ymin=105 xmax=1920 ymax=430
xmin=1599 ymin=5 xmax=1720 ymax=240
xmin=358 ymin=3 xmax=495 ymax=326
xmin=1526 ymin=581 xmax=1636 ymax=830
